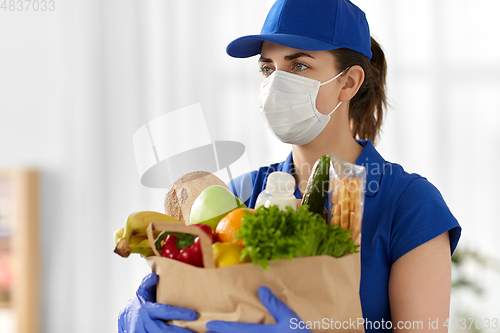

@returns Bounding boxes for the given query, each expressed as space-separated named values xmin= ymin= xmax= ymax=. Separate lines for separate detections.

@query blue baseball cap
xmin=227 ymin=0 xmax=372 ymax=60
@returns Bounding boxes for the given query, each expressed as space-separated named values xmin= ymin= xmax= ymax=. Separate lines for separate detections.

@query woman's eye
xmin=259 ymin=66 xmax=274 ymax=76
xmin=293 ymin=62 xmax=308 ymax=72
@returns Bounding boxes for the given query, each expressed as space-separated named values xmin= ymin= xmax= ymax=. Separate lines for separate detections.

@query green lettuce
xmin=236 ymin=205 xmax=358 ymax=270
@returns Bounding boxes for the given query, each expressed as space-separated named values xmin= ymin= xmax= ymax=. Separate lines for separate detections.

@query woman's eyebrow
xmin=258 ymin=56 xmax=272 ymax=63
xmin=258 ymin=52 xmax=315 ymax=63
xmin=284 ymin=52 xmax=315 ymax=61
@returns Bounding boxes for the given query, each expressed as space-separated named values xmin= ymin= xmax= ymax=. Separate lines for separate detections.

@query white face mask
xmin=258 ymin=68 xmax=347 ymax=145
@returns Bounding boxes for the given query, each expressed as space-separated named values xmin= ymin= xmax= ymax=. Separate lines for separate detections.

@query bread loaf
xmin=164 ymin=171 xmax=229 ymax=225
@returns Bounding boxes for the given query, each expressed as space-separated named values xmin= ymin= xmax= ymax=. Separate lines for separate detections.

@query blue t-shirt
xmin=229 ymin=140 xmax=461 ymax=332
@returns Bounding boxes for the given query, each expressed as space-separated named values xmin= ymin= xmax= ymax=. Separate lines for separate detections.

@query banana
xmin=113 ymin=227 xmax=161 ymax=244
xmin=128 ymin=235 xmax=148 ymax=247
xmin=132 ymin=247 xmax=155 ymax=257
xmin=127 ymin=236 xmax=155 ymax=257
xmin=114 ymin=227 xmax=124 ymax=244
xmin=114 ymin=211 xmax=180 ymax=258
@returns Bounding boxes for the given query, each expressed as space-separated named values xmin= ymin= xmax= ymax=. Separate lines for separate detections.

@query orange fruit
xmin=215 ymin=208 xmax=256 ymax=246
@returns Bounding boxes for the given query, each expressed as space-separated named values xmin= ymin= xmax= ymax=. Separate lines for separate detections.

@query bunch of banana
xmin=113 ymin=211 xmax=181 ymax=258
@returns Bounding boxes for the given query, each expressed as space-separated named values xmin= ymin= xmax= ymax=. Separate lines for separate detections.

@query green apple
xmin=189 ymin=185 xmax=246 ymax=230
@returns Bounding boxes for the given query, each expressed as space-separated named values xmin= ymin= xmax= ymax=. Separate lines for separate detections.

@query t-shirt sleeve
xmin=390 ymin=177 xmax=461 ymax=264
xmin=227 ymin=171 xmax=257 ymax=207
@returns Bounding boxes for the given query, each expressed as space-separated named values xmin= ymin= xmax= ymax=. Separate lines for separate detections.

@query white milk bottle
xmin=255 ymin=171 xmax=298 ymax=211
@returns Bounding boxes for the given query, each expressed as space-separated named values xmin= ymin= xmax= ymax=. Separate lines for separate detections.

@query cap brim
xmin=226 ymin=34 xmax=340 ymax=58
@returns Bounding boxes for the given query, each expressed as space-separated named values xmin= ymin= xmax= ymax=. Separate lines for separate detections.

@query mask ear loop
xmin=319 ymin=66 xmax=351 ymax=86
xmin=320 ymin=67 xmax=351 ymax=117
xmin=328 ymin=101 xmax=343 ymax=116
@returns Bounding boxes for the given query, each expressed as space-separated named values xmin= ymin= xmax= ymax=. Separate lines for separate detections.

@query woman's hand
xmin=118 ymin=273 xmax=198 ymax=333
xmin=206 ymin=286 xmax=312 ymax=333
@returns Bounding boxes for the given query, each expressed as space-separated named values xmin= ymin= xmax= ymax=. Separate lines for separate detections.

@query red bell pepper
xmin=161 ymin=234 xmax=180 ymax=259
xmin=159 ymin=223 xmax=214 ymax=267
xmin=190 ymin=223 xmax=215 ymax=243
xmin=177 ymin=237 xmax=204 ymax=267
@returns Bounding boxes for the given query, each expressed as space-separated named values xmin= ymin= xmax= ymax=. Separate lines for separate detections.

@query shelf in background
xmin=0 ymin=229 xmax=11 ymax=239
xmin=0 ymin=169 xmax=39 ymax=333
xmin=0 ymin=301 xmax=11 ymax=308
xmin=0 ymin=238 xmax=10 ymax=249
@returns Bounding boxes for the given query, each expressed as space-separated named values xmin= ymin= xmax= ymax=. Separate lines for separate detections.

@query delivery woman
xmin=119 ymin=0 xmax=461 ymax=332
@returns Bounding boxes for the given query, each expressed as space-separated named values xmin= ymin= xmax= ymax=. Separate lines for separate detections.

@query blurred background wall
xmin=0 ymin=0 xmax=499 ymax=331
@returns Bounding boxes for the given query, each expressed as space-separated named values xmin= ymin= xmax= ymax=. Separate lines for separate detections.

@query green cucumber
xmin=301 ymin=155 xmax=331 ymax=217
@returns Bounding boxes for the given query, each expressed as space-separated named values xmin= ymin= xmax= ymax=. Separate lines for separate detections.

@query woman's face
xmin=259 ymin=41 xmax=344 ymax=116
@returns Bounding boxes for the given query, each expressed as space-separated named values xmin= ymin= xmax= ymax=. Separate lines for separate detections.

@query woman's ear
xmin=339 ymin=65 xmax=365 ymax=102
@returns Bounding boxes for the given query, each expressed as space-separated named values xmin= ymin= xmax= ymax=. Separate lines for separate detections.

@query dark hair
xmin=329 ymin=37 xmax=387 ymax=144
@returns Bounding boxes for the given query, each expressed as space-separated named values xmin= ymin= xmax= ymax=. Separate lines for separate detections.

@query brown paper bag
xmin=146 ymin=222 xmax=364 ymax=333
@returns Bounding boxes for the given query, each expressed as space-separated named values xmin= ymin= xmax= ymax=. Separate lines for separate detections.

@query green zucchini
xmin=301 ymin=155 xmax=331 ymax=216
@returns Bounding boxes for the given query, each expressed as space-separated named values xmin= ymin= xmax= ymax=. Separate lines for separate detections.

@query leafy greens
xmin=236 ymin=205 xmax=358 ymax=270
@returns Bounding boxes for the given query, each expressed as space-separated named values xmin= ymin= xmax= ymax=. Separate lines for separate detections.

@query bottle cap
xmin=266 ymin=172 xmax=296 ymax=197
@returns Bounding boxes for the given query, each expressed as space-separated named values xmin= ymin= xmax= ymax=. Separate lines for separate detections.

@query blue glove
xmin=118 ymin=273 xmax=198 ymax=333
xmin=206 ymin=286 xmax=312 ymax=332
